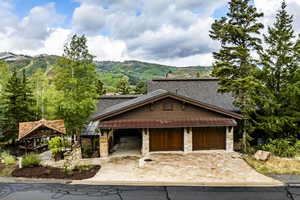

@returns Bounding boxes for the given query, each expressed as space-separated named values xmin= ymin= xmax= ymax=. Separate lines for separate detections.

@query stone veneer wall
xmin=226 ymin=126 xmax=234 ymax=152
xmin=142 ymin=128 xmax=149 ymax=155
xmin=184 ymin=128 xmax=192 ymax=153
xmin=99 ymin=130 xmax=110 ymax=157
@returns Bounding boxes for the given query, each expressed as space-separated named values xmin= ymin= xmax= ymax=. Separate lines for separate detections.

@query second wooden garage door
xmin=150 ymin=128 xmax=183 ymax=151
xmin=192 ymin=127 xmax=226 ymax=150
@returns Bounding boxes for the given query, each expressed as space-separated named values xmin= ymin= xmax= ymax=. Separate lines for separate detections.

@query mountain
xmin=0 ymin=52 xmax=212 ymax=91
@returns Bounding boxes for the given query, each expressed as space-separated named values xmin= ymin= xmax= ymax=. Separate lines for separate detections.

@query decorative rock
xmin=138 ymin=158 xmax=145 ymax=168
xmin=254 ymin=150 xmax=271 ymax=161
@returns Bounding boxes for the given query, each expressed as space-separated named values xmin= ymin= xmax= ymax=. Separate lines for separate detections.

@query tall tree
xmin=1 ymin=68 xmax=36 ymax=141
xmin=53 ymin=34 xmax=99 ymax=137
xmin=0 ymin=62 xmax=10 ymax=137
xmin=209 ymin=0 xmax=264 ymax=149
xmin=252 ymin=1 xmax=300 ymax=139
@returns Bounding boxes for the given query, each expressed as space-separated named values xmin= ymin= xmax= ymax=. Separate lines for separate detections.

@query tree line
xmin=210 ymin=0 xmax=300 ymax=150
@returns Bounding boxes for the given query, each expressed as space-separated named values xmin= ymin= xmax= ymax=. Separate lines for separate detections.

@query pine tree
xmin=252 ymin=1 xmax=300 ymax=139
xmin=210 ymin=0 xmax=264 ymax=109
xmin=54 ymin=34 xmax=99 ymax=137
xmin=209 ymin=0 xmax=264 ymax=149
xmin=1 ymin=68 xmax=36 ymax=140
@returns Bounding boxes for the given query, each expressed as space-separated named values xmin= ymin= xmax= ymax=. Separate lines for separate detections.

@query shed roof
xmin=148 ymin=78 xmax=237 ymax=111
xmin=19 ymin=119 xmax=65 ymax=140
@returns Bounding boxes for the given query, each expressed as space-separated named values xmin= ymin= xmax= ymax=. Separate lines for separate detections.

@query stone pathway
xmin=85 ymin=152 xmax=282 ymax=185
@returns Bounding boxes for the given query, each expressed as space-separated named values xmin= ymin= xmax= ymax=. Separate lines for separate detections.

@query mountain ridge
xmin=0 ymin=52 xmax=212 ymax=92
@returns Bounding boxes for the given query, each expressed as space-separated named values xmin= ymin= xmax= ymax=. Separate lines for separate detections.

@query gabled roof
xmin=19 ymin=119 xmax=65 ymax=140
xmin=91 ymin=94 xmax=140 ymax=119
xmin=148 ymin=78 xmax=237 ymax=111
xmin=92 ymin=89 xmax=242 ymax=121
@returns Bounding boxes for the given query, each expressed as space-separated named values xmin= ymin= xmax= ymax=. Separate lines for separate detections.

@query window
xmin=163 ymin=103 xmax=173 ymax=111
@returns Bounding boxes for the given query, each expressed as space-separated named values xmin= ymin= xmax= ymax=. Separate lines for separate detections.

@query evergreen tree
xmin=210 ymin=0 xmax=264 ymax=109
xmin=252 ymin=1 xmax=300 ymax=139
xmin=1 ymin=68 xmax=36 ymax=141
xmin=209 ymin=0 xmax=264 ymax=149
xmin=54 ymin=34 xmax=99 ymax=137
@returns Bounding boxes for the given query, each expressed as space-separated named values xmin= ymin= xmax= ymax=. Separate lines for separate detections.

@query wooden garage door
xmin=192 ymin=127 xmax=226 ymax=150
xmin=150 ymin=128 xmax=183 ymax=151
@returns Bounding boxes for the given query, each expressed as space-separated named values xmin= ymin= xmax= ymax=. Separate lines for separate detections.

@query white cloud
xmin=5 ymin=0 xmax=300 ymax=67
xmin=87 ymin=35 xmax=127 ymax=61
xmin=72 ymin=4 xmax=106 ymax=36
xmin=0 ymin=2 xmax=65 ymax=52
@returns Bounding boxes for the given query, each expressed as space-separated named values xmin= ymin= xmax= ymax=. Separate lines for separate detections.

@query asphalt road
xmin=0 ymin=183 xmax=298 ymax=200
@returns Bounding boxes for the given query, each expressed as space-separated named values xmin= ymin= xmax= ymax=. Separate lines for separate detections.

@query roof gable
xmin=92 ymin=90 xmax=242 ymax=121
xmin=19 ymin=119 xmax=65 ymax=140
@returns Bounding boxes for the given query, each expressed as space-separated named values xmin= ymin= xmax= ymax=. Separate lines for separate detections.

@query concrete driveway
xmin=82 ymin=152 xmax=282 ymax=186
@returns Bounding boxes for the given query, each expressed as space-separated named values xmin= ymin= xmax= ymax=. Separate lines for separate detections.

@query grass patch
xmin=0 ymin=163 xmax=16 ymax=176
xmin=22 ymin=153 xmax=41 ymax=168
xmin=244 ymin=155 xmax=300 ymax=175
xmin=0 ymin=151 xmax=16 ymax=166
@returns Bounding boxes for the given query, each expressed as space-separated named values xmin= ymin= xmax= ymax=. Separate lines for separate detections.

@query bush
xmin=48 ymin=137 xmax=64 ymax=155
xmin=22 ymin=153 xmax=41 ymax=168
xmin=0 ymin=151 xmax=16 ymax=166
xmin=261 ymin=138 xmax=297 ymax=157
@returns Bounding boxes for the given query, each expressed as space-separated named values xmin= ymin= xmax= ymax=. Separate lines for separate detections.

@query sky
xmin=1 ymin=0 xmax=300 ymax=67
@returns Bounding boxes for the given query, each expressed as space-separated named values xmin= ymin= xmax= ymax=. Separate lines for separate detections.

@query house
xmin=18 ymin=119 xmax=65 ymax=152
xmin=81 ymin=78 xmax=242 ymax=158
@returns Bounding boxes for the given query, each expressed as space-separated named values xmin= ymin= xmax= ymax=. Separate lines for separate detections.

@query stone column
xmin=184 ymin=127 xmax=192 ymax=153
xmin=142 ymin=128 xmax=149 ymax=155
xmin=226 ymin=126 xmax=234 ymax=152
xmin=99 ymin=130 xmax=109 ymax=157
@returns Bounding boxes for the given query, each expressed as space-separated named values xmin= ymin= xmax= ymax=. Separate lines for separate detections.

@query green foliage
xmin=249 ymin=1 xmax=300 ymax=139
xmin=48 ymin=136 xmax=64 ymax=155
xmin=210 ymin=0 xmax=264 ymax=110
xmin=53 ymin=34 xmax=99 ymax=136
xmin=74 ymin=164 xmax=94 ymax=173
xmin=134 ymin=81 xmax=147 ymax=94
xmin=261 ymin=138 xmax=300 ymax=158
xmin=0 ymin=151 xmax=16 ymax=166
xmin=22 ymin=153 xmax=41 ymax=168
xmin=1 ymin=68 xmax=36 ymax=141
xmin=116 ymin=78 xmax=130 ymax=94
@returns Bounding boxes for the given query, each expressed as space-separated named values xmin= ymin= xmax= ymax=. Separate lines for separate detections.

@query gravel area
xmin=85 ymin=152 xmax=282 ymax=185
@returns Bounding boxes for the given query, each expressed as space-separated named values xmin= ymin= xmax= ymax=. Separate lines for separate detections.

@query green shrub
xmin=261 ymin=138 xmax=296 ymax=157
xmin=48 ymin=137 xmax=64 ymax=156
xmin=22 ymin=153 xmax=41 ymax=168
xmin=74 ymin=164 xmax=94 ymax=173
xmin=0 ymin=151 xmax=16 ymax=166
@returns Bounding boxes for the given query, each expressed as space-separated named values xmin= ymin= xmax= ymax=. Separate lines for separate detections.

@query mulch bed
xmin=12 ymin=165 xmax=100 ymax=180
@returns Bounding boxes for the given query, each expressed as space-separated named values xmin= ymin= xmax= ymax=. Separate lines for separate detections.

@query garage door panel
xmin=192 ymin=127 xmax=225 ymax=150
xmin=150 ymin=128 xmax=183 ymax=151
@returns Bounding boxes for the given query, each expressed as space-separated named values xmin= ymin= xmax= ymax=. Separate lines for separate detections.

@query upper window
xmin=163 ymin=103 xmax=173 ymax=111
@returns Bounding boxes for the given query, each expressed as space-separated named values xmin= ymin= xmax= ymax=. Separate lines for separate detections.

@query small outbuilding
xmin=18 ymin=119 xmax=65 ymax=152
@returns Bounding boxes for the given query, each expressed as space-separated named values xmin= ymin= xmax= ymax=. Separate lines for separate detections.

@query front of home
xmin=81 ymin=78 xmax=242 ymax=158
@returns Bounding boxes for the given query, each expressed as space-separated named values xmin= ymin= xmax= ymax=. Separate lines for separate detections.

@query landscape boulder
xmin=254 ymin=150 xmax=271 ymax=161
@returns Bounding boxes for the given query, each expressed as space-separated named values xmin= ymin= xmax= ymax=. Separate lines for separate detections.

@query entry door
xmin=192 ymin=127 xmax=226 ymax=150
xmin=150 ymin=128 xmax=183 ymax=151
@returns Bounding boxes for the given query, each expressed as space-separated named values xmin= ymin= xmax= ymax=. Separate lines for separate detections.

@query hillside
xmin=0 ymin=52 xmax=212 ymax=91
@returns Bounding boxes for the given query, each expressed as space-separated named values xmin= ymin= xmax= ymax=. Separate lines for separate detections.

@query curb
xmin=71 ymin=180 xmax=285 ymax=187
xmin=0 ymin=177 xmax=71 ymax=184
